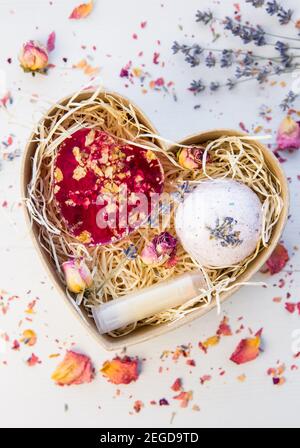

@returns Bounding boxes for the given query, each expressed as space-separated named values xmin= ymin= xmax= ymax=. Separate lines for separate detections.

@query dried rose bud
xmin=140 ymin=241 xmax=158 ymax=265
xmin=19 ymin=40 xmax=49 ymax=73
xmin=276 ymin=116 xmax=300 ymax=150
xmin=140 ymin=231 xmax=177 ymax=266
xmin=178 ymin=146 xmax=206 ymax=170
xmin=62 ymin=259 xmax=92 ymax=293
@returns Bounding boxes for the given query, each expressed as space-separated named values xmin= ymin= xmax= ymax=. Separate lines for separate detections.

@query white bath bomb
xmin=175 ymin=179 xmax=262 ymax=267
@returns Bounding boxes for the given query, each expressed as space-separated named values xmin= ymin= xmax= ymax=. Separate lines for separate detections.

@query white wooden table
xmin=0 ymin=0 xmax=300 ymax=428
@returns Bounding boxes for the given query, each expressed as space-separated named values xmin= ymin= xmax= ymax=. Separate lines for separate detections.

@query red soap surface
xmin=53 ymin=129 xmax=164 ymax=245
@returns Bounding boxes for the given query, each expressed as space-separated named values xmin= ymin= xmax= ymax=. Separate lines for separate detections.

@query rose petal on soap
xmin=265 ymin=243 xmax=289 ymax=275
xmin=51 ymin=350 xmax=95 ymax=386
xmin=230 ymin=329 xmax=263 ymax=365
xmin=21 ymin=329 xmax=37 ymax=346
xmin=69 ymin=1 xmax=93 ymax=19
xmin=46 ymin=31 xmax=56 ymax=52
xmin=101 ymin=356 xmax=139 ymax=385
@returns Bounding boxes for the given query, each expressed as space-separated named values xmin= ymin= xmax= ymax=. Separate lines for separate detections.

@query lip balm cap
xmin=92 ymin=304 xmax=122 ymax=335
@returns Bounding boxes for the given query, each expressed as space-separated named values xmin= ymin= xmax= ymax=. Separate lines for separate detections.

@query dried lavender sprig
xmin=172 ymin=41 xmax=298 ymax=70
xmin=224 ymin=17 xmax=300 ymax=46
xmin=224 ymin=17 xmax=267 ymax=46
xmin=246 ymin=0 xmax=265 ymax=7
xmin=266 ymin=1 xmax=293 ymax=25
xmin=188 ymin=65 xmax=300 ymax=95
xmin=280 ymin=90 xmax=299 ymax=111
xmin=172 ymin=41 xmax=278 ymax=61
xmin=246 ymin=0 xmax=293 ymax=25
xmin=196 ymin=10 xmax=300 ymax=44
xmin=195 ymin=10 xmax=214 ymax=25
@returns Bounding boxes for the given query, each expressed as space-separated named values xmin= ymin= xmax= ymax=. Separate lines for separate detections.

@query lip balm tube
xmin=92 ymin=272 xmax=206 ymax=334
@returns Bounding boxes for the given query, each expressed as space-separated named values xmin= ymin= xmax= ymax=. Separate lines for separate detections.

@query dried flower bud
xmin=178 ymin=146 xmax=206 ymax=169
xmin=19 ymin=40 xmax=48 ymax=73
xmin=277 ymin=116 xmax=300 ymax=150
xmin=62 ymin=259 xmax=92 ymax=293
xmin=140 ymin=232 xmax=177 ymax=266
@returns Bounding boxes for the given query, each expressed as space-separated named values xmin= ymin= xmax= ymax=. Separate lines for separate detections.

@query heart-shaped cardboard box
xmin=21 ymin=90 xmax=289 ymax=350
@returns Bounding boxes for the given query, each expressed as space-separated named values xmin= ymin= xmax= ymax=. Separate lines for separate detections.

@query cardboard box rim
xmin=21 ymin=90 xmax=289 ymax=351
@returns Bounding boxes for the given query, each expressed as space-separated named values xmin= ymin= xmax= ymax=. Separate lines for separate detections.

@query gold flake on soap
xmin=54 ymin=167 xmax=63 ymax=183
xmin=85 ymin=129 xmax=96 ymax=146
xmin=77 ymin=230 xmax=92 ymax=244
xmin=73 ymin=165 xmax=87 ymax=181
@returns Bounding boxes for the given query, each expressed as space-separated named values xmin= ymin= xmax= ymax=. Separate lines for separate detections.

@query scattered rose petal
xmin=73 ymin=58 xmax=100 ymax=76
xmin=27 ymin=353 xmax=41 ymax=366
xmin=101 ymin=356 xmax=139 ymax=385
xmin=217 ymin=316 xmax=232 ymax=336
xmin=51 ymin=350 xmax=94 ymax=386
xmin=237 ymin=374 xmax=246 ymax=382
xmin=25 ymin=300 xmax=36 ymax=314
xmin=265 ymin=243 xmax=289 ymax=275
xmin=285 ymin=302 xmax=296 ymax=314
xmin=173 ymin=390 xmax=193 ymax=408
xmin=200 ymin=375 xmax=212 ymax=385
xmin=172 ymin=344 xmax=191 ymax=361
xmin=186 ymin=359 xmax=196 ymax=367
xmin=12 ymin=340 xmax=20 ymax=350
xmin=153 ymin=52 xmax=160 ymax=64
xmin=199 ymin=335 xmax=220 ymax=354
xmin=171 ymin=378 xmax=182 ymax=392
xmin=46 ymin=31 xmax=56 ymax=52
xmin=69 ymin=0 xmax=93 ymax=19
xmin=230 ymin=329 xmax=263 ymax=365
xmin=133 ymin=400 xmax=144 ymax=413
xmin=21 ymin=329 xmax=37 ymax=346
xmin=267 ymin=363 xmax=286 ymax=386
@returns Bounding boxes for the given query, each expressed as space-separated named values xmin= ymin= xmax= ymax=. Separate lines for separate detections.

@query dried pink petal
xmin=51 ymin=350 xmax=95 ymax=386
xmin=47 ymin=31 xmax=56 ymax=52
